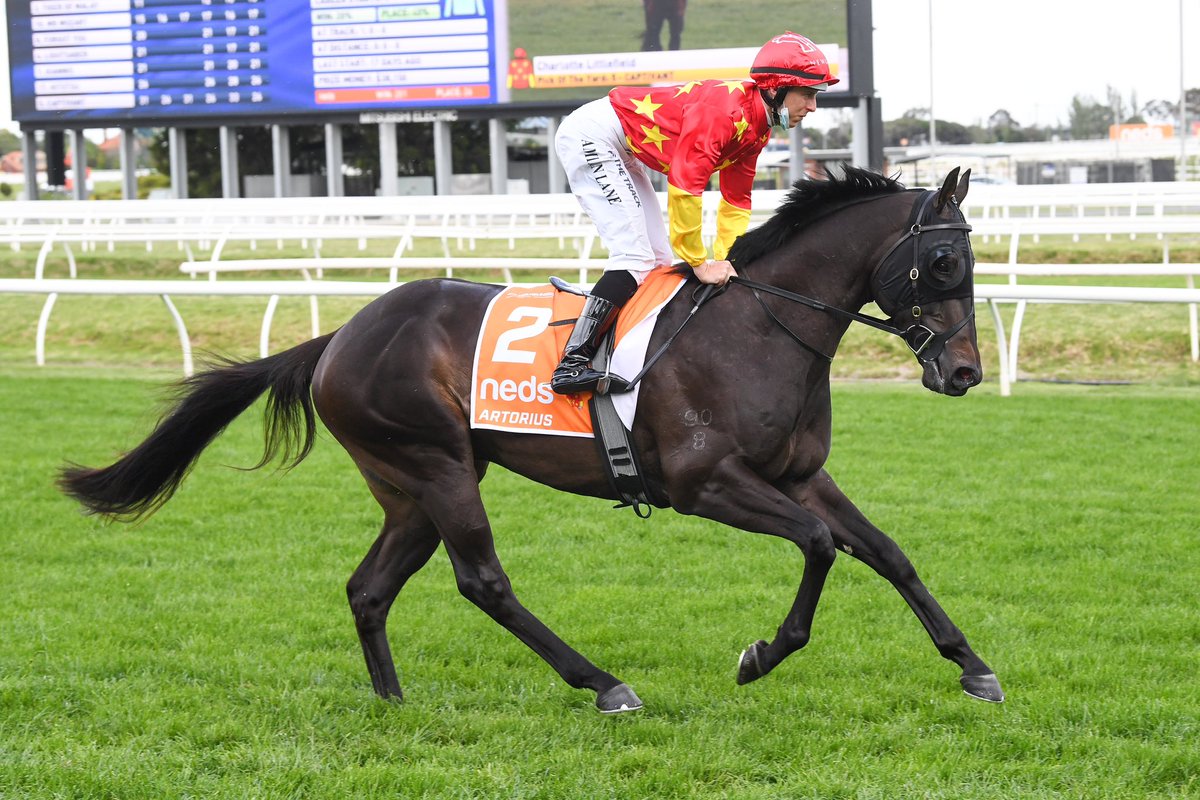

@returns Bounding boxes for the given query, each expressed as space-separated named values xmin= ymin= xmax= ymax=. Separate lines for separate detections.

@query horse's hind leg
xmin=796 ymin=470 xmax=1004 ymax=703
xmin=347 ymin=481 xmax=441 ymax=700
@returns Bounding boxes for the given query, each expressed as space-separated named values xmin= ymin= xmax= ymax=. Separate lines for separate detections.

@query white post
xmin=379 ymin=122 xmax=398 ymax=196
xmin=433 ymin=119 xmax=453 ymax=195
xmin=219 ymin=125 xmax=240 ymax=199
xmin=489 ymin=117 xmax=508 ymax=194
xmin=119 ymin=129 xmax=138 ymax=199
xmin=325 ymin=123 xmax=344 ymax=197
xmin=21 ymin=131 xmax=39 ymax=200
xmin=927 ymin=0 xmax=937 ymax=184
xmin=852 ymin=98 xmax=870 ymax=169
xmin=1180 ymin=0 xmax=1189 ymax=178
xmin=168 ymin=127 xmax=188 ymax=199
xmin=546 ymin=116 xmax=563 ymax=193
xmin=272 ymin=125 xmax=291 ymax=198
xmin=789 ymin=122 xmax=805 ymax=184
xmin=67 ymin=129 xmax=88 ymax=200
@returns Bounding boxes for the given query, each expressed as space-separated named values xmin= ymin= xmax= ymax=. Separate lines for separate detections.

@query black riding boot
xmin=550 ymin=295 xmax=629 ymax=395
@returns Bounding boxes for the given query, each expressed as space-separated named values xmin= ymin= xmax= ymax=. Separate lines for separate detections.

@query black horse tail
xmin=58 ymin=332 xmax=337 ymax=522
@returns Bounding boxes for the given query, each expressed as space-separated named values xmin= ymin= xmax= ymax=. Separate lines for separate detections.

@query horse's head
xmin=869 ymin=168 xmax=981 ymax=396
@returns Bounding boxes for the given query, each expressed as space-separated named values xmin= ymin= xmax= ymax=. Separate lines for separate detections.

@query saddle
xmin=551 ymin=275 xmax=720 ymax=518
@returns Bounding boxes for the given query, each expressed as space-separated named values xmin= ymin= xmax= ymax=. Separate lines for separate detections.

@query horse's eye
xmin=933 ymin=253 xmax=957 ymax=274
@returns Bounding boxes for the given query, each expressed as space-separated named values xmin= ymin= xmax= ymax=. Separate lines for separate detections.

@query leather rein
xmin=730 ymin=189 xmax=975 ymax=364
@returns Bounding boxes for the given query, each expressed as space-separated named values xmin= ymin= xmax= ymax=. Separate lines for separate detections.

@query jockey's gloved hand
xmin=694 ymin=260 xmax=738 ymax=286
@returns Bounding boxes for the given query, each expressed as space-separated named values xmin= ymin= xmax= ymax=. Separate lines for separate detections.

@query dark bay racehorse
xmin=59 ymin=167 xmax=1004 ymax=713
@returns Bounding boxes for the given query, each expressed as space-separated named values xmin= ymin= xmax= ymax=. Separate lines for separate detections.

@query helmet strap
xmin=760 ymin=87 xmax=789 ymax=127
xmin=760 ymin=87 xmax=790 ymax=128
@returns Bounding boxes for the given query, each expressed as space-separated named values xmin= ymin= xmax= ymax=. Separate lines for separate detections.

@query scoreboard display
xmin=6 ymin=0 xmax=505 ymax=125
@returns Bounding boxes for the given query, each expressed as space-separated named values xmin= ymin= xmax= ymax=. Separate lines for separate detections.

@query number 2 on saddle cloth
xmin=470 ymin=266 xmax=686 ymax=437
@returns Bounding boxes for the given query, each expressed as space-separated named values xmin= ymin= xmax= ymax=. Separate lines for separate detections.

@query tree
xmin=0 ymin=129 xmax=21 ymax=157
xmin=1142 ymin=88 xmax=1200 ymax=126
xmin=1068 ymin=94 xmax=1114 ymax=140
xmin=986 ymin=109 xmax=1024 ymax=142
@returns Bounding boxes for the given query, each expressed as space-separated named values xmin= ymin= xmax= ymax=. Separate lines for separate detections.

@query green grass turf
xmin=1 ymin=371 xmax=1197 ymax=798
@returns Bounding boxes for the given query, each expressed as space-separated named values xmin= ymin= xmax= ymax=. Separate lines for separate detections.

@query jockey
xmin=550 ymin=32 xmax=838 ymax=395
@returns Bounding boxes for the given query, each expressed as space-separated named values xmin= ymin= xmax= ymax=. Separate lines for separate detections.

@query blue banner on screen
xmin=5 ymin=0 xmax=503 ymax=124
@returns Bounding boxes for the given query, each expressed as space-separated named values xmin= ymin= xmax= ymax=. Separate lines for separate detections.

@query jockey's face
xmin=782 ymin=87 xmax=820 ymax=127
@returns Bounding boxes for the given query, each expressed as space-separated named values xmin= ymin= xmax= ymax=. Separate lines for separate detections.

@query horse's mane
xmin=727 ymin=165 xmax=906 ymax=266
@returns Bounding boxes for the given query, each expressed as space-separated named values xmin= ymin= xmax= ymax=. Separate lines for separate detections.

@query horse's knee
xmin=798 ymin=520 xmax=837 ymax=567
xmin=455 ymin=566 xmax=512 ymax=612
xmin=347 ymin=579 xmax=388 ymax=630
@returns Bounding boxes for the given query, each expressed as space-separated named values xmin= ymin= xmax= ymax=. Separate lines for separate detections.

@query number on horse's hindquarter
xmin=58 ymin=167 xmax=1001 ymax=710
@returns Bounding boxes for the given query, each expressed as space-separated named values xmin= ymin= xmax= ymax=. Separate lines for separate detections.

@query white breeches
xmin=555 ymin=98 xmax=673 ymax=284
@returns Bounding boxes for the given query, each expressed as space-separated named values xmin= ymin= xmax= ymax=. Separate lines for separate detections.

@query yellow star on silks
xmin=759 ymin=132 xmax=770 ymax=144
xmin=630 ymin=93 xmax=663 ymax=122
xmin=625 ymin=134 xmax=643 ymax=154
xmin=733 ymin=116 xmax=750 ymax=142
xmin=658 ymin=161 xmax=670 ymax=172
xmin=720 ymin=80 xmax=749 ymax=94
xmin=716 ymin=158 xmax=737 ymax=171
xmin=640 ymin=123 xmax=670 ymax=153
xmin=674 ymin=80 xmax=702 ymax=96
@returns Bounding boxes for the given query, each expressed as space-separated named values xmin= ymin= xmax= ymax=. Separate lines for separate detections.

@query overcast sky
xmin=868 ymin=0 xmax=1197 ymax=130
xmin=1 ymin=0 xmax=1197 ymax=133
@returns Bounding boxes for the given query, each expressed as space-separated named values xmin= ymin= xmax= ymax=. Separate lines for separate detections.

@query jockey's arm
xmin=666 ymin=108 xmax=739 ymax=284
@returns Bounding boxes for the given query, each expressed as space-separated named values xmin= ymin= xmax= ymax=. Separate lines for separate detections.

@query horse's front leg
xmin=795 ymin=469 xmax=1004 ymax=703
xmin=671 ymin=458 xmax=838 ymax=685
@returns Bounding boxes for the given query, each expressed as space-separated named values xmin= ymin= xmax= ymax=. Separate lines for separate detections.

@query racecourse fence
xmin=4 ymin=184 xmax=1200 ymax=395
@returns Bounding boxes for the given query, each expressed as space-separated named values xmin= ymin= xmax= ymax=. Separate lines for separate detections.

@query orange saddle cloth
xmin=470 ymin=267 xmax=686 ymax=437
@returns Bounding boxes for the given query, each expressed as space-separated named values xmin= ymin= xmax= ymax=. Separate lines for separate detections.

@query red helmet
xmin=750 ymin=32 xmax=839 ymax=90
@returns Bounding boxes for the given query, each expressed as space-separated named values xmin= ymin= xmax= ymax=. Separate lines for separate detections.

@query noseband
xmin=730 ymin=189 xmax=975 ymax=364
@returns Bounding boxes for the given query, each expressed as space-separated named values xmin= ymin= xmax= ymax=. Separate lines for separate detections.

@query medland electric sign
xmin=5 ymin=0 xmax=845 ymax=126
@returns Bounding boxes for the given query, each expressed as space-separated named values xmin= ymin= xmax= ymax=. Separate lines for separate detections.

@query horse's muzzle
xmin=922 ymin=357 xmax=982 ymax=396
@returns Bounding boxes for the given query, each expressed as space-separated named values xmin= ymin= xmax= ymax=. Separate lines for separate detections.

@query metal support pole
xmin=219 ymin=125 xmax=240 ymax=199
xmin=846 ymin=0 xmax=883 ymax=171
xmin=852 ymin=97 xmax=870 ymax=169
xmin=21 ymin=131 xmax=39 ymax=201
xmin=1181 ymin=0 xmax=1189 ymax=178
xmin=927 ymin=0 xmax=937 ymax=181
xmin=433 ymin=119 xmax=453 ymax=195
xmin=119 ymin=128 xmax=138 ymax=199
xmin=546 ymin=116 xmax=563 ymax=193
xmin=324 ymin=123 xmax=344 ymax=197
xmin=378 ymin=122 xmax=398 ymax=196
xmin=67 ymin=129 xmax=88 ymax=200
xmin=272 ymin=125 xmax=291 ymax=198
xmin=789 ymin=122 xmax=805 ymax=185
xmin=489 ymin=117 xmax=508 ymax=194
xmin=168 ymin=127 xmax=188 ymax=199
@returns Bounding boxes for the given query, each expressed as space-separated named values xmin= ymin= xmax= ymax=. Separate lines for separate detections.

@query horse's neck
xmin=740 ymin=197 xmax=913 ymax=356
xmin=756 ymin=215 xmax=894 ymax=310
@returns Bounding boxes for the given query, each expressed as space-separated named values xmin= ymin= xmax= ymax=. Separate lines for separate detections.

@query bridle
xmin=730 ymin=189 xmax=975 ymax=364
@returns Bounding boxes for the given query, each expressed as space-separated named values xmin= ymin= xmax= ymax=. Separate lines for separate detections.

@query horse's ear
xmin=935 ymin=167 xmax=961 ymax=213
xmin=955 ymin=168 xmax=971 ymax=207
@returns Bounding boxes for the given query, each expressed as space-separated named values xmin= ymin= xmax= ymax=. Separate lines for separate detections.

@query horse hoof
xmin=736 ymin=640 xmax=770 ymax=685
xmin=961 ymin=673 xmax=1005 ymax=703
xmin=596 ymin=683 xmax=643 ymax=714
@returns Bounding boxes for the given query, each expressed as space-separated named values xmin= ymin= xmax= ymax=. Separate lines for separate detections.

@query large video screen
xmin=6 ymin=0 xmax=845 ymax=125
xmin=506 ymin=0 xmax=845 ymax=103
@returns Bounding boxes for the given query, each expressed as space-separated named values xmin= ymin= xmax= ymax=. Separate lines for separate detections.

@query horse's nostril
xmin=954 ymin=365 xmax=981 ymax=388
